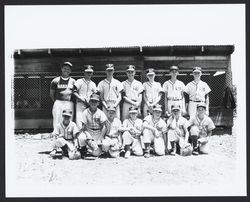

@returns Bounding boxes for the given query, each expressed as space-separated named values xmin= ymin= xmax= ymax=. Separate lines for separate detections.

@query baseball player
xmin=122 ymin=106 xmax=144 ymax=158
xmin=189 ymin=103 xmax=215 ymax=155
xmin=49 ymin=109 xmax=80 ymax=158
xmin=73 ymin=65 xmax=97 ymax=128
xmin=142 ymin=104 xmax=166 ymax=158
xmin=122 ymin=65 xmax=144 ymax=121
xmin=142 ymin=68 xmax=163 ymax=117
xmin=166 ymin=104 xmax=190 ymax=155
xmin=97 ymin=64 xmax=123 ymax=119
xmin=50 ymin=62 xmax=75 ymax=129
xmin=102 ymin=106 xmax=123 ymax=158
xmin=185 ymin=66 xmax=211 ymax=118
xmin=163 ymin=66 xmax=186 ymax=116
xmin=76 ymin=93 xmax=109 ymax=157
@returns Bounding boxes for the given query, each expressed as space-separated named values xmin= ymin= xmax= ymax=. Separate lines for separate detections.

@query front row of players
xmin=50 ymin=93 xmax=215 ymax=159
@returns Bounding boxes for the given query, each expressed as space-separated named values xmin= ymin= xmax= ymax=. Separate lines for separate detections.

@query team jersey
xmin=122 ymin=79 xmax=144 ymax=101
xmin=106 ymin=117 xmax=122 ymax=137
xmin=123 ymin=118 xmax=143 ymax=135
xmin=185 ymin=80 xmax=211 ymax=102
xmin=81 ymin=108 xmax=107 ymax=130
xmin=143 ymin=81 xmax=163 ymax=103
xmin=53 ymin=121 xmax=79 ymax=140
xmin=189 ymin=115 xmax=215 ymax=137
xmin=163 ymin=79 xmax=186 ymax=100
xmin=97 ymin=78 xmax=123 ymax=102
xmin=143 ymin=115 xmax=167 ymax=133
xmin=50 ymin=77 xmax=75 ymax=101
xmin=74 ymin=78 xmax=97 ymax=103
xmin=166 ymin=115 xmax=190 ymax=137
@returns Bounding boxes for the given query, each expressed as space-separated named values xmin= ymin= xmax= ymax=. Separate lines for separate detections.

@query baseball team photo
xmin=5 ymin=4 xmax=246 ymax=197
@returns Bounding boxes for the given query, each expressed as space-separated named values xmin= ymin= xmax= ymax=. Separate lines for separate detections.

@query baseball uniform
xmin=163 ymin=79 xmax=186 ymax=114
xmin=122 ymin=79 xmax=144 ymax=121
xmin=143 ymin=81 xmax=163 ymax=117
xmin=74 ymin=78 xmax=97 ymax=128
xmin=122 ymin=117 xmax=144 ymax=156
xmin=97 ymin=78 xmax=123 ymax=119
xmin=185 ymin=80 xmax=211 ymax=118
xmin=142 ymin=115 xmax=167 ymax=155
xmin=50 ymin=76 xmax=75 ymax=129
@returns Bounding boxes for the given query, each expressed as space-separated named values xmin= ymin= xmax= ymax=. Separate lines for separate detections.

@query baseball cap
xmin=193 ymin=66 xmax=202 ymax=73
xmin=89 ymin=93 xmax=100 ymax=101
xmin=126 ymin=65 xmax=135 ymax=72
xmin=84 ymin=65 xmax=94 ymax=73
xmin=146 ymin=68 xmax=155 ymax=76
xmin=129 ymin=106 xmax=138 ymax=113
xmin=63 ymin=61 xmax=73 ymax=68
xmin=107 ymin=106 xmax=116 ymax=112
xmin=62 ymin=109 xmax=73 ymax=117
xmin=171 ymin=104 xmax=181 ymax=111
xmin=169 ymin=66 xmax=179 ymax=72
xmin=105 ymin=64 xmax=115 ymax=71
xmin=197 ymin=103 xmax=206 ymax=109
xmin=153 ymin=104 xmax=162 ymax=112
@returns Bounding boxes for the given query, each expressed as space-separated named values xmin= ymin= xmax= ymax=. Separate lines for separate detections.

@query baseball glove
xmin=180 ymin=143 xmax=193 ymax=156
xmin=68 ymin=149 xmax=81 ymax=160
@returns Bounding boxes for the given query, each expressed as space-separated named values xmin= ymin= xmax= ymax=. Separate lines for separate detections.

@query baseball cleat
xmin=144 ymin=152 xmax=150 ymax=158
xmin=124 ymin=150 xmax=131 ymax=159
xmin=49 ymin=149 xmax=57 ymax=157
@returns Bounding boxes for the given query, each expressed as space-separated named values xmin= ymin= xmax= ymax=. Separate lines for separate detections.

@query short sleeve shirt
xmin=74 ymin=78 xmax=97 ymax=102
xmin=81 ymin=108 xmax=107 ymax=130
xmin=163 ymin=79 xmax=186 ymax=100
xmin=123 ymin=118 xmax=143 ymax=134
xmin=50 ymin=76 xmax=75 ymax=101
xmin=53 ymin=121 xmax=79 ymax=140
xmin=185 ymin=80 xmax=211 ymax=102
xmin=106 ymin=118 xmax=122 ymax=137
xmin=166 ymin=116 xmax=190 ymax=137
xmin=143 ymin=81 xmax=163 ymax=103
xmin=97 ymin=78 xmax=123 ymax=102
xmin=122 ymin=79 xmax=144 ymax=101
xmin=189 ymin=115 xmax=215 ymax=137
xmin=143 ymin=115 xmax=167 ymax=133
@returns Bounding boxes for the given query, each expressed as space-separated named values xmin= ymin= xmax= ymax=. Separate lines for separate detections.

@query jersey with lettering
xmin=50 ymin=77 xmax=75 ymax=101
xmin=143 ymin=81 xmax=163 ymax=103
xmin=143 ymin=115 xmax=167 ymax=133
xmin=123 ymin=118 xmax=143 ymax=135
xmin=97 ymin=78 xmax=123 ymax=103
xmin=189 ymin=115 xmax=215 ymax=137
xmin=185 ymin=80 xmax=211 ymax=102
xmin=122 ymin=79 xmax=144 ymax=101
xmin=81 ymin=108 xmax=107 ymax=130
xmin=74 ymin=78 xmax=97 ymax=102
xmin=53 ymin=121 xmax=79 ymax=140
xmin=163 ymin=79 xmax=185 ymax=100
xmin=166 ymin=115 xmax=189 ymax=137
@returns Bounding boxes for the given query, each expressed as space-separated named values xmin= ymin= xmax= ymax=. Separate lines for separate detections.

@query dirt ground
xmin=13 ymin=131 xmax=236 ymax=188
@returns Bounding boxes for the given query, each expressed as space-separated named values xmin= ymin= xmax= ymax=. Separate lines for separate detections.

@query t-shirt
xmin=50 ymin=76 xmax=75 ymax=101
xmin=166 ymin=115 xmax=190 ymax=137
xmin=163 ymin=79 xmax=186 ymax=100
xmin=97 ymin=78 xmax=123 ymax=102
xmin=189 ymin=115 xmax=215 ymax=137
xmin=143 ymin=81 xmax=163 ymax=103
xmin=106 ymin=118 xmax=122 ymax=137
xmin=185 ymin=80 xmax=211 ymax=102
xmin=122 ymin=79 xmax=144 ymax=101
xmin=143 ymin=115 xmax=167 ymax=133
xmin=74 ymin=78 xmax=97 ymax=103
xmin=53 ymin=121 xmax=79 ymax=140
xmin=81 ymin=108 xmax=107 ymax=130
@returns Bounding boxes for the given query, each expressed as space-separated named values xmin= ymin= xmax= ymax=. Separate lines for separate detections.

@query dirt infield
xmin=13 ymin=132 xmax=236 ymax=188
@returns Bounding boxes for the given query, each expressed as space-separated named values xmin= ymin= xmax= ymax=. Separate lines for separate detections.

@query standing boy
xmin=122 ymin=65 xmax=144 ymax=121
xmin=142 ymin=68 xmax=163 ymax=117
xmin=50 ymin=62 xmax=75 ymax=129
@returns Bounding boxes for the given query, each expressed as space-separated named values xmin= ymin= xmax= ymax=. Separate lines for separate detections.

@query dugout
xmin=12 ymin=45 xmax=235 ymax=132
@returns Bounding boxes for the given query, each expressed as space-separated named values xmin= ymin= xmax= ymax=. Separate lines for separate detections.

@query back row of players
xmin=49 ymin=62 xmax=215 ymax=159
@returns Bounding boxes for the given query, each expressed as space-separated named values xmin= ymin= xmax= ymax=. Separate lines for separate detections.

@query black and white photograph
xmin=5 ymin=4 xmax=246 ymax=197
